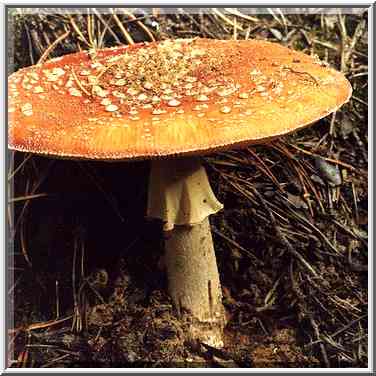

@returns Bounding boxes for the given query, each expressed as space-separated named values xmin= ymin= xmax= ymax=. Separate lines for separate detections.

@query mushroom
xmin=8 ymin=38 xmax=351 ymax=347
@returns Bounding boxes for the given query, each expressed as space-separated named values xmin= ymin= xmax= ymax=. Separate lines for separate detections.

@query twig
xmin=233 ymin=16 xmax=237 ymax=40
xmin=352 ymin=95 xmax=367 ymax=106
xmin=71 ymin=237 xmax=80 ymax=333
xmin=213 ymin=8 xmax=243 ymax=31
xmin=55 ymin=280 xmax=60 ymax=320
xmin=251 ymin=186 xmax=321 ymax=278
xmin=87 ymin=13 xmax=95 ymax=49
xmin=282 ymin=66 xmax=319 ymax=85
xmin=181 ymin=10 xmax=217 ymax=39
xmin=71 ymin=67 xmax=91 ymax=97
xmin=120 ymin=9 xmax=155 ymax=42
xmin=69 ymin=15 xmax=90 ymax=47
xmin=286 ymin=205 xmax=342 ymax=256
xmin=8 ymin=316 xmax=72 ymax=335
xmin=287 ymin=143 xmax=359 ymax=172
xmin=92 ymin=11 xmax=122 ymax=46
xmin=312 ymin=39 xmax=338 ymax=51
xmin=212 ymin=227 xmax=263 ymax=266
xmin=112 ymin=13 xmax=135 ymax=45
xmin=24 ymin=22 xmax=35 ymax=65
xmin=20 ymin=214 xmax=32 ymax=268
xmin=223 ymin=8 xmax=259 ymax=23
xmin=9 ymin=193 xmax=49 ymax=203
xmin=247 ymin=148 xmax=284 ymax=192
xmin=311 ymin=318 xmax=330 ymax=367
xmin=13 ymin=161 xmax=55 ymax=237
xmin=8 ymin=154 xmax=32 ymax=181
xmin=8 ymin=275 xmax=23 ymax=296
xmin=267 ymin=8 xmax=283 ymax=27
xmin=256 ymin=275 xmax=282 ymax=312
xmin=338 ymin=15 xmax=366 ymax=73
xmin=329 ymin=111 xmax=337 ymax=136
xmin=41 ymin=354 xmax=71 ymax=368
xmin=306 ymin=314 xmax=367 ymax=348
xmin=37 ymin=29 xmax=70 ymax=64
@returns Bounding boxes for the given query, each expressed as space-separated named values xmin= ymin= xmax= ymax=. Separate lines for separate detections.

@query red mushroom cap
xmin=8 ymin=38 xmax=351 ymax=160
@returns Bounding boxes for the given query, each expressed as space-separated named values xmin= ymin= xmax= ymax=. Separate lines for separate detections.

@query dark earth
xmin=7 ymin=8 xmax=368 ymax=368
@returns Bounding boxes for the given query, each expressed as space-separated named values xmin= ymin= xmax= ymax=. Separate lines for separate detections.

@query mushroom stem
xmin=164 ymin=218 xmax=225 ymax=347
xmin=147 ymin=157 xmax=226 ymax=347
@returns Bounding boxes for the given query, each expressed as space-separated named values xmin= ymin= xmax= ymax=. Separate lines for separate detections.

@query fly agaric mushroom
xmin=8 ymin=38 xmax=351 ymax=347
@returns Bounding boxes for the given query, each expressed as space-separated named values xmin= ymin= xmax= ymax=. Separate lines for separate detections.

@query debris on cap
xmin=8 ymin=38 xmax=352 ymax=161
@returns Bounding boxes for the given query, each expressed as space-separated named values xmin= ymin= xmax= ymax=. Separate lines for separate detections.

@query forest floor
xmin=8 ymin=8 xmax=368 ymax=368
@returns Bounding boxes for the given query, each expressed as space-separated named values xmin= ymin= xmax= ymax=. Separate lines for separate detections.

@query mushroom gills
xmin=147 ymin=157 xmax=225 ymax=347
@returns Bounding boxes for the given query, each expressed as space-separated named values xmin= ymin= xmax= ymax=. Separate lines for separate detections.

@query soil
xmin=7 ymin=8 xmax=368 ymax=368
